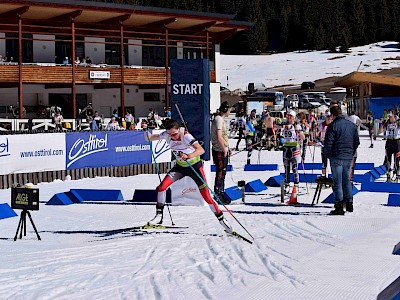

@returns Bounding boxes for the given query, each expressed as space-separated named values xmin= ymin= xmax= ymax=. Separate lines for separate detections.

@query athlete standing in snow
xmin=144 ymin=119 xmax=233 ymax=233
xmin=211 ymin=101 xmax=231 ymax=204
xmin=245 ymin=109 xmax=258 ymax=164
xmin=366 ymin=111 xmax=375 ymax=148
xmin=300 ymin=116 xmax=311 ymax=161
xmin=378 ymin=112 xmax=400 ymax=182
xmin=281 ymin=110 xmax=304 ymax=193
xmin=316 ymin=112 xmax=332 ymax=178
xmin=235 ymin=112 xmax=246 ymax=151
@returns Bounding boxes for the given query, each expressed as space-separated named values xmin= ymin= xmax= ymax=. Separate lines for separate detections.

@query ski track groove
xmin=150 ymin=274 xmax=163 ymax=300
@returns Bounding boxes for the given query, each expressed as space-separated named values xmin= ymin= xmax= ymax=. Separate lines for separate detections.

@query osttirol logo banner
xmin=170 ymin=59 xmax=210 ymax=160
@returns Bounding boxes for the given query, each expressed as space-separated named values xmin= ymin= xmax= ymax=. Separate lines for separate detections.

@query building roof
xmin=335 ymin=71 xmax=400 ymax=88
xmin=0 ymin=0 xmax=253 ymax=43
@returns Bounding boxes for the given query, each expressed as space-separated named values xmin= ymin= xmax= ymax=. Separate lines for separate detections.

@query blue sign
xmin=66 ymin=131 xmax=152 ymax=169
xmin=170 ymin=59 xmax=210 ymax=160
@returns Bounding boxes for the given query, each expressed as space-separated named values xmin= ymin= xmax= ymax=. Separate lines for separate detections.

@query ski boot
xmin=345 ymin=202 xmax=353 ymax=212
xmin=148 ymin=204 xmax=164 ymax=225
xmin=329 ymin=201 xmax=345 ymax=215
xmin=284 ymin=183 xmax=291 ymax=194
xmin=369 ymin=144 xmax=374 ymax=148
xmin=216 ymin=212 xmax=233 ymax=234
xmin=386 ymin=171 xmax=392 ymax=182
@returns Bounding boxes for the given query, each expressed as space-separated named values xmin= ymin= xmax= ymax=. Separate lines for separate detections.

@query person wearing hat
xmin=378 ymin=112 xmax=400 ymax=182
xmin=281 ymin=110 xmax=304 ymax=193
xmin=211 ymin=101 xmax=232 ymax=204
xmin=245 ymin=109 xmax=258 ymax=164
xmin=317 ymin=112 xmax=332 ymax=178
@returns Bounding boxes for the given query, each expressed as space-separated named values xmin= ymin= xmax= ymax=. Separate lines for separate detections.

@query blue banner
xmin=66 ymin=131 xmax=152 ymax=169
xmin=170 ymin=59 xmax=210 ymax=160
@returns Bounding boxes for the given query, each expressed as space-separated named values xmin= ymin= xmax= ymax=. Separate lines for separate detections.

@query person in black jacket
xmin=323 ymin=106 xmax=360 ymax=215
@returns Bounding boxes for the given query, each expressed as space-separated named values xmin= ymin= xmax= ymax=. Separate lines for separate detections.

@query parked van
xmin=286 ymin=94 xmax=299 ymax=108
xmin=301 ymin=92 xmax=330 ymax=107
xmin=298 ymin=94 xmax=321 ymax=109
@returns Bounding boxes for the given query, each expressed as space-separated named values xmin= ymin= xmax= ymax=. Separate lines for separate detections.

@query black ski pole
xmin=174 ymin=102 xmax=254 ymax=240
xmin=174 ymin=102 xmax=189 ymax=132
xmin=230 ymin=140 xmax=264 ymax=157
xmin=145 ymin=130 xmax=175 ymax=225
xmin=184 ymin=158 xmax=254 ymax=240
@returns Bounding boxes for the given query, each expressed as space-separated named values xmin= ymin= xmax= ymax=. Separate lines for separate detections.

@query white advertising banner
xmin=151 ymin=129 xmax=171 ymax=163
xmin=170 ymin=177 xmax=205 ymax=206
xmin=0 ymin=133 xmax=66 ymax=175
xmin=89 ymin=71 xmax=110 ymax=79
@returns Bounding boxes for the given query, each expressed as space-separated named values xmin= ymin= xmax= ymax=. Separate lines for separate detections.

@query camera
xmin=11 ymin=187 xmax=39 ymax=211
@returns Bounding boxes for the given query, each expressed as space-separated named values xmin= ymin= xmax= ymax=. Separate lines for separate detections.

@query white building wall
xmin=214 ymin=44 xmax=220 ymax=83
xmin=85 ymin=37 xmax=105 ymax=64
xmin=210 ymin=82 xmax=220 ymax=114
xmin=0 ymin=33 xmax=5 ymax=58
xmin=128 ymin=39 xmax=142 ymax=66
xmin=33 ymin=34 xmax=55 ymax=63
xmin=177 ymin=42 xmax=183 ymax=59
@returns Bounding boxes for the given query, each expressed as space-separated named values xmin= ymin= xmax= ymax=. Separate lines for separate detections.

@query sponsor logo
xmin=0 ymin=137 xmax=10 ymax=157
xmin=182 ymin=187 xmax=197 ymax=196
xmin=154 ymin=139 xmax=170 ymax=160
xmin=67 ymin=134 xmax=108 ymax=167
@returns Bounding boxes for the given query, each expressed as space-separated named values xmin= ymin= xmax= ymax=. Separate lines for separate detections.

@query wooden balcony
xmin=0 ymin=64 xmax=216 ymax=85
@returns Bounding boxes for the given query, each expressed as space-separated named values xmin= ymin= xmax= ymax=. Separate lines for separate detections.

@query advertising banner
xmin=170 ymin=177 xmax=205 ymax=206
xmin=170 ymin=59 xmax=210 ymax=160
xmin=0 ymin=133 xmax=65 ymax=175
xmin=66 ymin=131 xmax=153 ymax=169
xmin=151 ymin=129 xmax=171 ymax=163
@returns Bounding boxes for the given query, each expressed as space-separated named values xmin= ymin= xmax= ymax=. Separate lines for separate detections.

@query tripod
xmin=14 ymin=209 xmax=41 ymax=241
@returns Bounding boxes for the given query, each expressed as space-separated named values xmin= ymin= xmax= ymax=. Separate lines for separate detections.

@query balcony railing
xmin=0 ymin=64 xmax=216 ymax=85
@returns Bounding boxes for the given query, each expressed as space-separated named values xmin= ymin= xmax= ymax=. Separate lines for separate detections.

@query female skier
xmin=144 ymin=119 xmax=233 ymax=233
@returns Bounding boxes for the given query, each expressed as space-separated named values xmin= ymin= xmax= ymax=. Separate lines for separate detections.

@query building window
xmin=55 ymin=35 xmax=71 ymax=64
xmin=5 ymin=33 xmax=33 ymax=63
xmin=144 ymin=93 xmax=160 ymax=102
xmin=105 ymin=38 xmax=120 ymax=65
xmin=142 ymin=41 xmax=176 ymax=67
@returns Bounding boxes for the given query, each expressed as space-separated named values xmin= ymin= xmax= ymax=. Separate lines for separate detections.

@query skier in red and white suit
xmin=144 ymin=119 xmax=232 ymax=233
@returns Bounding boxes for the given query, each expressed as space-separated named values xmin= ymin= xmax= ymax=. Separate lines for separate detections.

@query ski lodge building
xmin=0 ymin=0 xmax=251 ymax=121
xmin=335 ymin=70 xmax=400 ymax=118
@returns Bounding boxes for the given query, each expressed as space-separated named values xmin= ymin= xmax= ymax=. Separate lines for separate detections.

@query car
xmin=302 ymin=92 xmax=331 ymax=107
xmin=298 ymin=94 xmax=321 ymax=109
xmin=269 ymin=110 xmax=287 ymax=124
xmin=301 ymin=81 xmax=315 ymax=89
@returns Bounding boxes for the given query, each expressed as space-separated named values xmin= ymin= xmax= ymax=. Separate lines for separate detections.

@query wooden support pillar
xmin=360 ymin=84 xmax=364 ymax=118
xmin=18 ymin=16 xmax=23 ymax=118
xmin=206 ymin=30 xmax=209 ymax=59
xmin=165 ymin=27 xmax=169 ymax=110
xmin=71 ymin=20 xmax=77 ymax=119
xmin=120 ymin=23 xmax=125 ymax=115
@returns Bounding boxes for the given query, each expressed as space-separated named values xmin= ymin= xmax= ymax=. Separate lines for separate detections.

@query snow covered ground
xmin=1 ymin=43 xmax=400 ymax=300
xmin=221 ymin=41 xmax=400 ymax=91
xmin=1 ymin=135 xmax=399 ymax=300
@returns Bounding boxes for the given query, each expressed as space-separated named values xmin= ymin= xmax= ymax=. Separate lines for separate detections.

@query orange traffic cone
xmin=286 ymin=185 xmax=298 ymax=205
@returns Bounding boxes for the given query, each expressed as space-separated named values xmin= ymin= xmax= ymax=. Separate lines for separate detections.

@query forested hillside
xmin=93 ymin=0 xmax=400 ymax=54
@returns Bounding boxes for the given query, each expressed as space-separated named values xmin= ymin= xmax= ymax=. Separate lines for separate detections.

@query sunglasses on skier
xmin=167 ymin=130 xmax=180 ymax=137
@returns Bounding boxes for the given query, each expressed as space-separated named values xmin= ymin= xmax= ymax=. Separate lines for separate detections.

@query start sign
xmin=172 ymin=83 xmax=203 ymax=95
